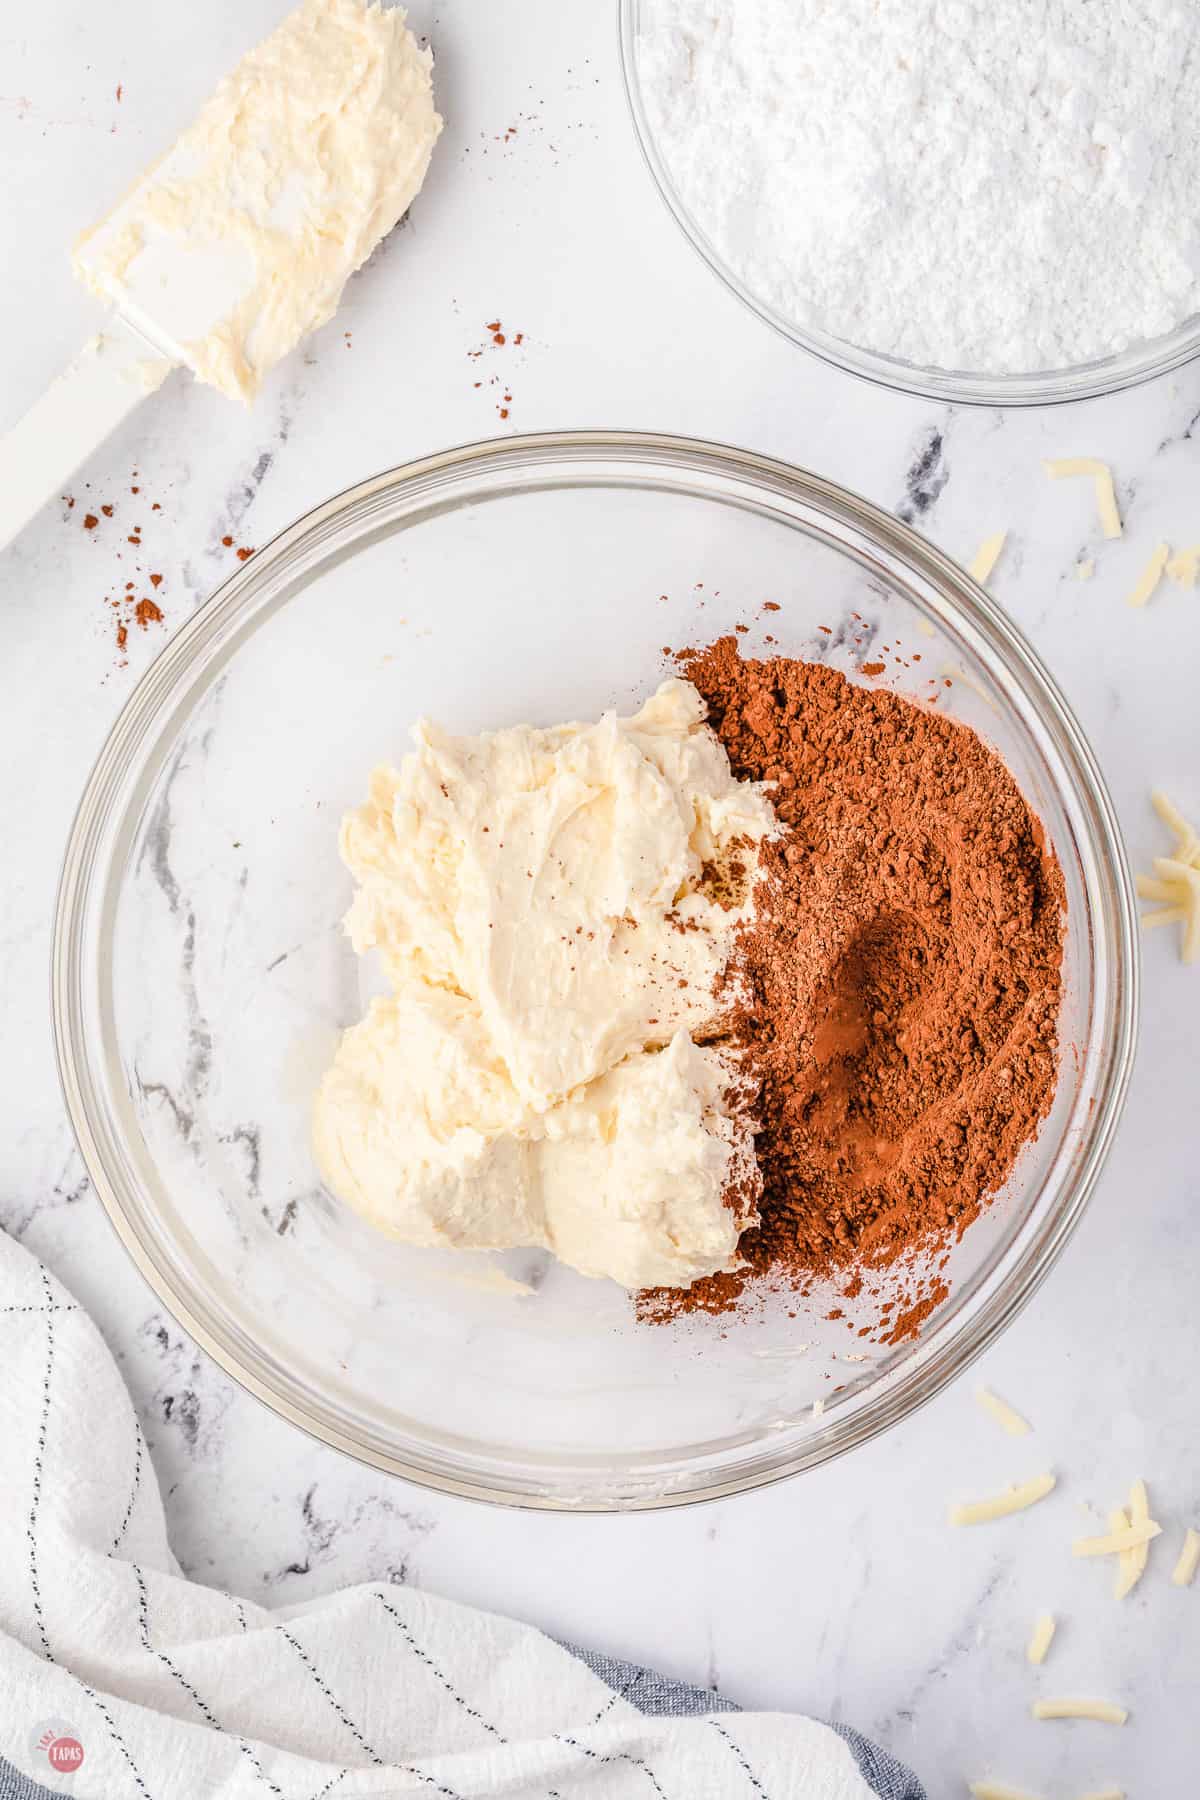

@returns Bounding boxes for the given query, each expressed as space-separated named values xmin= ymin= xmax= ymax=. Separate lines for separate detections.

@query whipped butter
xmin=313 ymin=680 xmax=776 ymax=1289
xmin=74 ymin=0 xmax=442 ymax=402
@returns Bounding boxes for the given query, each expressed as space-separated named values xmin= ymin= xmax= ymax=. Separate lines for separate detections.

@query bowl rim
xmin=53 ymin=429 xmax=1140 ymax=1510
xmin=617 ymin=0 xmax=1200 ymax=407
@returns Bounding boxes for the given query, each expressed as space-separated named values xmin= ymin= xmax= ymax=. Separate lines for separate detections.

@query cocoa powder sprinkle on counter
xmin=76 ymin=473 xmax=171 ymax=667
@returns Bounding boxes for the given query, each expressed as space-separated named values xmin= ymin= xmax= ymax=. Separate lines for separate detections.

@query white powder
xmin=639 ymin=0 xmax=1200 ymax=374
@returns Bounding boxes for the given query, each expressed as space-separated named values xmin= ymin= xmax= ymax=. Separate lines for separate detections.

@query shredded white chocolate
xmin=976 ymin=1386 xmax=1031 ymax=1437
xmin=1172 ymin=1527 xmax=1200 ymax=1588
xmin=969 ymin=1784 xmax=1044 ymax=1800
xmin=969 ymin=532 xmax=1007 ymax=585
xmin=1125 ymin=542 xmax=1170 ymax=609
xmin=1072 ymin=1520 xmax=1161 ymax=1558
xmin=1026 ymin=1613 xmax=1056 ymax=1665
xmin=1166 ymin=544 xmax=1200 ymax=587
xmin=1153 ymin=790 xmax=1200 ymax=857
xmin=1043 ymin=457 xmax=1122 ymax=538
xmin=1136 ymin=792 xmax=1200 ymax=962
xmin=949 ymin=1473 xmax=1056 ymax=1526
xmin=1032 ymin=1697 xmax=1128 ymax=1725
xmin=1114 ymin=1480 xmax=1152 ymax=1599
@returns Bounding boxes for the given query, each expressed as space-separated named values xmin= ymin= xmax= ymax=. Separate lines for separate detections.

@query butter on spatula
xmin=0 ymin=0 xmax=441 ymax=547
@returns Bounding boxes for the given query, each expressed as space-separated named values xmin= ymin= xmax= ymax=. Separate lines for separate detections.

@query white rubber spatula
xmin=0 ymin=328 xmax=168 ymax=555
xmin=0 ymin=0 xmax=442 ymax=552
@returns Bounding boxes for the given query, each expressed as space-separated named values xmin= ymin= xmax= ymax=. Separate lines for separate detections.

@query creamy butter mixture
xmin=313 ymin=681 xmax=775 ymax=1288
xmin=74 ymin=0 xmax=441 ymax=402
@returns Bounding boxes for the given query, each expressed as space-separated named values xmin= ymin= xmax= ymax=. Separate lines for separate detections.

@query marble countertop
xmin=3 ymin=2 xmax=1197 ymax=1793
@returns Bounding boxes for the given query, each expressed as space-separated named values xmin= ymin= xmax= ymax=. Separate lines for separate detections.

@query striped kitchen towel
xmin=0 ymin=1229 xmax=923 ymax=1798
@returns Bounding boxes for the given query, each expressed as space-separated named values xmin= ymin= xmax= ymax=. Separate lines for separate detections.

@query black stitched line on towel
xmin=26 ymin=1270 xmax=56 ymax=1661
xmin=236 ymin=1737 xmax=287 ymax=1798
xmin=277 ymin=1626 xmax=385 ymax=1766
xmin=586 ymin=1667 xmax=644 ymax=1727
xmin=0 ymin=1301 xmax=79 ymax=1314
xmin=709 ymin=1719 xmax=773 ymax=1798
xmin=77 ymin=1680 xmax=155 ymax=1799
xmin=556 ymin=1731 xmax=669 ymax=1800
xmin=305 ymin=1765 xmax=350 ymax=1800
xmin=377 ymin=1593 xmax=508 ymax=1742
xmin=134 ymin=1562 xmax=284 ymax=1797
xmin=376 ymin=1595 xmax=566 ymax=1799
xmin=110 ymin=1422 xmax=144 ymax=1554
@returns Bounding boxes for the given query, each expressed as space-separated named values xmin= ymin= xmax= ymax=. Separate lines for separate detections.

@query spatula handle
xmin=0 ymin=320 xmax=174 ymax=552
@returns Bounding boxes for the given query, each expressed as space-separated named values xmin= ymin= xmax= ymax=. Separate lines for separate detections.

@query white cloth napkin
xmin=0 ymin=1228 xmax=901 ymax=1798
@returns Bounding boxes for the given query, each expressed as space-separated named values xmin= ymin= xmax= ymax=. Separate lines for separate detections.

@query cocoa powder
xmin=643 ymin=638 xmax=1065 ymax=1329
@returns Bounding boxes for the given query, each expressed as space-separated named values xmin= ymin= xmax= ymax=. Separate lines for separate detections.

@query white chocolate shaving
xmin=1026 ymin=1613 xmax=1056 ymax=1665
xmin=1043 ymin=457 xmax=1122 ymax=538
xmin=1114 ymin=1479 xmax=1151 ymax=1599
xmin=1125 ymin=542 xmax=1170 ymax=609
xmin=976 ymin=1385 xmax=1031 ymax=1437
xmin=1032 ymin=1697 xmax=1128 ymax=1725
xmin=1165 ymin=544 xmax=1200 ymax=587
xmin=949 ymin=1473 xmax=1056 ymax=1526
xmin=1072 ymin=1519 xmax=1161 ymax=1558
xmin=969 ymin=532 xmax=1007 ymax=585
xmin=1172 ymin=1527 xmax=1200 ymax=1588
xmin=1136 ymin=792 xmax=1200 ymax=961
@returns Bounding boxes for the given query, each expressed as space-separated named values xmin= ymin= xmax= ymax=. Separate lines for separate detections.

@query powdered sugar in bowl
xmin=55 ymin=433 xmax=1137 ymax=1508
xmin=622 ymin=0 xmax=1200 ymax=405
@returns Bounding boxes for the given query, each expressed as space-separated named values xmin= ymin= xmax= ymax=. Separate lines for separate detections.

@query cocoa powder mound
xmin=643 ymin=638 xmax=1065 ymax=1327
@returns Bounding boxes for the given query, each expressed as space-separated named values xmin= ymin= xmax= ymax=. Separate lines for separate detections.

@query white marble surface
xmin=2 ymin=1 xmax=1198 ymax=1793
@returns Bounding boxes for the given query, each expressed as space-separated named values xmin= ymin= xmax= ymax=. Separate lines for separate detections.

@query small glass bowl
xmin=54 ymin=431 xmax=1138 ymax=1509
xmin=618 ymin=0 xmax=1200 ymax=406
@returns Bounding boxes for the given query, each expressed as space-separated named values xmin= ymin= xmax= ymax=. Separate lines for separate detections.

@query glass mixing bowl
xmin=54 ymin=432 xmax=1138 ymax=1509
xmin=618 ymin=0 xmax=1200 ymax=406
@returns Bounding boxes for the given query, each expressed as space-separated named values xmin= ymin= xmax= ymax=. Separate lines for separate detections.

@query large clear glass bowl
xmin=54 ymin=432 xmax=1138 ymax=1509
xmin=618 ymin=0 xmax=1200 ymax=407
